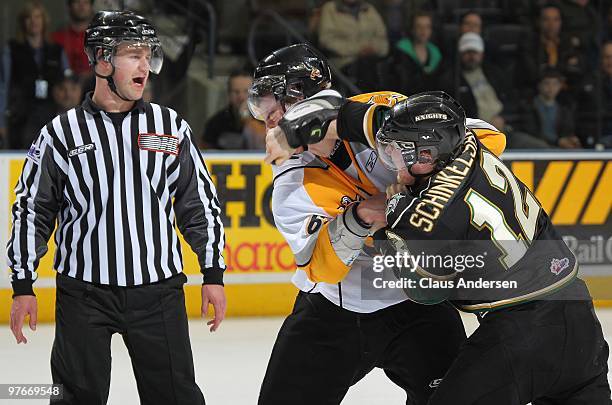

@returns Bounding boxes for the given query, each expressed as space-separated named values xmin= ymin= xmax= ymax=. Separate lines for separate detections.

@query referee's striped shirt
xmin=7 ymin=94 xmax=226 ymax=296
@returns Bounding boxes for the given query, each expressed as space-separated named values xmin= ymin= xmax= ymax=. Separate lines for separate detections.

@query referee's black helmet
xmin=84 ymin=10 xmax=163 ymax=74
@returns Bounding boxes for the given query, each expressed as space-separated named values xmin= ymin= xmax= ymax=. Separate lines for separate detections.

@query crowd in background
xmin=1 ymin=0 xmax=611 ymax=150
xmin=307 ymin=0 xmax=612 ymax=150
xmin=0 ymin=0 xmax=194 ymax=150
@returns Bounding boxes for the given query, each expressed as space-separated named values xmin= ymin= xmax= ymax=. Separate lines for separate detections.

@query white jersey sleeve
xmin=271 ymin=154 xmax=371 ymax=283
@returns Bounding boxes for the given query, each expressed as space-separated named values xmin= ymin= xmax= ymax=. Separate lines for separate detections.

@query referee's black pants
xmin=258 ymin=291 xmax=467 ymax=405
xmin=50 ymin=272 xmax=205 ymax=405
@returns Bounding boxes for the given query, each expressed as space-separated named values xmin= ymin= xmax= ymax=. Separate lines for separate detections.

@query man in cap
xmin=441 ymin=32 xmax=510 ymax=133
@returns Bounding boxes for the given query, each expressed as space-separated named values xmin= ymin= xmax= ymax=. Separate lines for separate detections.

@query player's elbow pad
xmin=278 ymin=89 xmax=345 ymax=148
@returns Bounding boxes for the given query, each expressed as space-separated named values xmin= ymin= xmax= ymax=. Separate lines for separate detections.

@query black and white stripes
xmin=7 ymin=95 xmax=225 ymax=296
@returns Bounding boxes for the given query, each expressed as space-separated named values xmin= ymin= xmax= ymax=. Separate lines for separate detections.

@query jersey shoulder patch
xmin=349 ymin=91 xmax=407 ymax=107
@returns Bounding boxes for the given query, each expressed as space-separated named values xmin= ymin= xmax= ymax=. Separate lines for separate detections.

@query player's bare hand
xmin=264 ymin=126 xmax=296 ymax=165
xmin=356 ymin=193 xmax=387 ymax=226
xmin=202 ymin=284 xmax=226 ymax=332
xmin=386 ymin=183 xmax=406 ymax=199
xmin=10 ymin=295 xmax=37 ymax=344
xmin=396 ymin=168 xmax=416 ymax=186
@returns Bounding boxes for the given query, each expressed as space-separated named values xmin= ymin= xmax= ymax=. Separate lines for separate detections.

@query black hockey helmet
xmin=248 ymin=43 xmax=332 ymax=121
xmin=376 ymin=91 xmax=467 ymax=173
xmin=85 ymin=10 xmax=163 ymax=74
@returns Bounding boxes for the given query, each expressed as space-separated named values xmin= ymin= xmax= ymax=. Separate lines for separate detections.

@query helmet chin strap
xmin=95 ymin=64 xmax=136 ymax=102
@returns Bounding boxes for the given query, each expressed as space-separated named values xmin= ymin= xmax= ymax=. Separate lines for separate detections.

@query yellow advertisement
xmin=1 ymin=152 xmax=611 ymax=322
xmin=0 ymin=153 xmax=299 ymax=321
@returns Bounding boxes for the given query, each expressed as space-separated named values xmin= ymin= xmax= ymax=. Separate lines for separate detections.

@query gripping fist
xmin=278 ymin=89 xmax=344 ymax=148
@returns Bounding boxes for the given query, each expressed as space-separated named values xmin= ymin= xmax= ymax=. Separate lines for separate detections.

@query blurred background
xmin=0 ymin=0 xmax=611 ymax=151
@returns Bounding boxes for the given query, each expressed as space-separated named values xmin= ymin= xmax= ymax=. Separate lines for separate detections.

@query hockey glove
xmin=278 ymin=90 xmax=345 ymax=148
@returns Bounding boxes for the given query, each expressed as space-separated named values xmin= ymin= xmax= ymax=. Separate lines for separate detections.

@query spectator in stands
xmin=382 ymin=11 xmax=442 ymax=95
xmin=576 ymin=41 xmax=612 ymax=148
xmin=441 ymin=10 xmax=485 ymax=69
xmin=520 ymin=69 xmax=580 ymax=148
xmin=517 ymin=4 xmax=586 ymax=98
xmin=52 ymin=0 xmax=94 ymax=80
xmin=0 ymin=0 xmax=70 ymax=149
xmin=318 ymin=0 xmax=388 ymax=91
xmin=51 ymin=74 xmax=83 ymax=113
xmin=558 ymin=0 xmax=599 ymax=64
xmin=440 ymin=32 xmax=508 ymax=132
xmin=201 ymin=70 xmax=266 ymax=149
xmin=460 ymin=11 xmax=482 ymax=35
xmin=373 ymin=0 xmax=433 ymax=46
xmin=20 ymin=74 xmax=83 ymax=149
xmin=443 ymin=33 xmax=550 ymax=149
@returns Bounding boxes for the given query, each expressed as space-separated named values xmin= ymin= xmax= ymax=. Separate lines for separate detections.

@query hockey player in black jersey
xmin=366 ymin=91 xmax=611 ymax=404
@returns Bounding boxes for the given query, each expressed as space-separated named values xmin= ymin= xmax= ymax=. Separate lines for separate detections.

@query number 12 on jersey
xmin=464 ymin=150 xmax=541 ymax=269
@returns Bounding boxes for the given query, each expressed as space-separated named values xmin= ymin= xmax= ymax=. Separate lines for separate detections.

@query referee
xmin=7 ymin=11 xmax=226 ymax=405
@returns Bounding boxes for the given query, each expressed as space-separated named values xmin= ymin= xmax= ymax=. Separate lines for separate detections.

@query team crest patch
xmin=339 ymin=195 xmax=355 ymax=209
xmin=26 ymin=144 xmax=41 ymax=164
xmin=550 ymin=258 xmax=570 ymax=275
xmin=366 ymin=93 xmax=404 ymax=106
xmin=338 ymin=195 xmax=361 ymax=212
xmin=310 ymin=67 xmax=321 ymax=80
xmin=386 ymin=193 xmax=404 ymax=216
xmin=138 ymin=133 xmax=179 ymax=155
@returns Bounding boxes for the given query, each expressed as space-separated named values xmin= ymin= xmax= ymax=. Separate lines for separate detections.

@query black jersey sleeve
xmin=376 ymin=189 xmax=464 ymax=305
xmin=336 ymin=100 xmax=390 ymax=147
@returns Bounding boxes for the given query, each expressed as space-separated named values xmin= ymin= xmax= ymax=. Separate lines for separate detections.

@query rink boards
xmin=1 ymin=150 xmax=611 ymax=322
